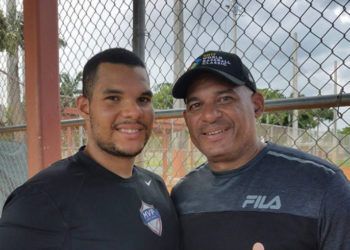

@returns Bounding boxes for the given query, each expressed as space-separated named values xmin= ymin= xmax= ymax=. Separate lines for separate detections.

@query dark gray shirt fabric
xmin=0 ymin=148 xmax=179 ymax=250
xmin=171 ymin=142 xmax=350 ymax=250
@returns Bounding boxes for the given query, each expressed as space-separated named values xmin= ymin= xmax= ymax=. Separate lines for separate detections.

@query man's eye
xmin=187 ymin=102 xmax=201 ymax=111
xmin=218 ymin=96 xmax=233 ymax=103
xmin=139 ymin=96 xmax=152 ymax=104
xmin=106 ymin=96 xmax=119 ymax=101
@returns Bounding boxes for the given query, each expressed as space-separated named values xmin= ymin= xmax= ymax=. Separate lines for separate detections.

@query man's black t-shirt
xmin=0 ymin=149 xmax=179 ymax=249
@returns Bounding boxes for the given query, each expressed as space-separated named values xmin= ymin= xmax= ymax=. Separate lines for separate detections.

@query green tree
xmin=3 ymin=7 xmax=23 ymax=55
xmin=260 ymin=88 xmax=289 ymax=126
xmin=259 ymin=88 xmax=333 ymax=129
xmin=152 ymin=83 xmax=174 ymax=109
xmin=60 ymin=72 xmax=82 ymax=110
xmin=0 ymin=4 xmax=24 ymax=126
xmin=0 ymin=5 xmax=67 ymax=126
xmin=297 ymin=108 xmax=333 ymax=129
xmin=0 ymin=8 xmax=66 ymax=54
xmin=0 ymin=9 xmax=7 ymax=51
xmin=340 ymin=127 xmax=350 ymax=136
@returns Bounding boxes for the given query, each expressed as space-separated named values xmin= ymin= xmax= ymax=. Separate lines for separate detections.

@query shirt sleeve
xmin=0 ymin=185 xmax=68 ymax=249
xmin=319 ymin=170 xmax=350 ymax=250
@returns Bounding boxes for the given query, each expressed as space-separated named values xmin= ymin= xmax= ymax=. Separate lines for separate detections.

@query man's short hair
xmin=82 ymin=48 xmax=146 ymax=99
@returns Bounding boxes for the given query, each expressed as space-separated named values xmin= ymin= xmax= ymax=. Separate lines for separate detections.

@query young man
xmin=0 ymin=48 xmax=179 ymax=249
xmin=171 ymin=51 xmax=350 ymax=250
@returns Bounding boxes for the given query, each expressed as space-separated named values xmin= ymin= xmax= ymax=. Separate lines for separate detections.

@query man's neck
xmin=208 ymin=141 xmax=266 ymax=172
xmin=84 ymin=145 xmax=135 ymax=178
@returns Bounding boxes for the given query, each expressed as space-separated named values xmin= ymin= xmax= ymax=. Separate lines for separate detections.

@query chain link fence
xmin=0 ymin=0 xmax=26 ymax=213
xmin=0 ymin=0 xmax=350 ymax=209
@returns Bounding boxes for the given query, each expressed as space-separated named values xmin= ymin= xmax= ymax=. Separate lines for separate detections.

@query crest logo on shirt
xmin=139 ymin=200 xmax=162 ymax=236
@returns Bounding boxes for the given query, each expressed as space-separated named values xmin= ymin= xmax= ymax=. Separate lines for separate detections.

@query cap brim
xmin=172 ymin=66 xmax=246 ymax=99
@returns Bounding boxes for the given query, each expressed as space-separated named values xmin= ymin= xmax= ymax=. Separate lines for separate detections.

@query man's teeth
xmin=120 ymin=128 xmax=139 ymax=133
xmin=207 ymin=130 xmax=224 ymax=135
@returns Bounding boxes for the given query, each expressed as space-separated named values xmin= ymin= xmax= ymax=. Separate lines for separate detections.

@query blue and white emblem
xmin=139 ymin=200 xmax=162 ymax=236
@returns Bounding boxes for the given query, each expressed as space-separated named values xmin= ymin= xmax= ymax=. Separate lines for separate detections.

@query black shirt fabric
xmin=0 ymin=149 xmax=179 ymax=250
xmin=171 ymin=142 xmax=350 ymax=250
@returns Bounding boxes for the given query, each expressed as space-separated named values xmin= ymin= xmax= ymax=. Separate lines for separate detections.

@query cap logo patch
xmin=190 ymin=58 xmax=202 ymax=69
xmin=201 ymin=53 xmax=231 ymax=67
xmin=139 ymin=200 xmax=162 ymax=236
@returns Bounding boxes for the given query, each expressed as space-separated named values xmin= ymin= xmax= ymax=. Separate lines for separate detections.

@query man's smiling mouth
xmin=118 ymin=128 xmax=141 ymax=134
xmin=204 ymin=128 xmax=229 ymax=136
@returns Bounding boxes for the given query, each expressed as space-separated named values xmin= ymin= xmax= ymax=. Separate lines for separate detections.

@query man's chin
xmin=98 ymin=143 xmax=144 ymax=158
xmin=109 ymin=148 xmax=143 ymax=158
xmin=201 ymin=149 xmax=226 ymax=161
xmin=200 ymin=145 xmax=222 ymax=155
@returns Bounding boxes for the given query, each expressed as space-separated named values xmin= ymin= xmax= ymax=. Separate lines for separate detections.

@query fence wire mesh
xmin=59 ymin=0 xmax=350 ymax=186
xmin=0 ymin=0 xmax=350 ymax=210
xmin=0 ymin=0 xmax=26 ymax=213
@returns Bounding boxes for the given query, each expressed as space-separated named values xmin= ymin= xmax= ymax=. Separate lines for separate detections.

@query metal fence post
xmin=133 ymin=0 xmax=145 ymax=62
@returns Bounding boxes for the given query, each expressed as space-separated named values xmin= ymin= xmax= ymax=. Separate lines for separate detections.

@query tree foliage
xmin=60 ymin=72 xmax=82 ymax=109
xmin=152 ymin=83 xmax=174 ymax=109
xmin=0 ymin=8 xmax=23 ymax=55
xmin=5 ymin=8 xmax=23 ymax=55
xmin=0 ymin=8 xmax=66 ymax=55
xmin=0 ymin=9 xmax=7 ymax=51
xmin=259 ymin=88 xmax=333 ymax=129
xmin=340 ymin=127 xmax=350 ymax=136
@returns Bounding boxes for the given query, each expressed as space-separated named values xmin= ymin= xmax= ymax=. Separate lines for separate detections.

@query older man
xmin=171 ymin=50 xmax=350 ymax=250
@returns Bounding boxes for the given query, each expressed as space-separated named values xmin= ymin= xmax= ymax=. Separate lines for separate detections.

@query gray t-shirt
xmin=171 ymin=142 xmax=350 ymax=250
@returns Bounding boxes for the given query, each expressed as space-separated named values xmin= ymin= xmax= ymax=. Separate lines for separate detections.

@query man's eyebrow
xmin=143 ymin=90 xmax=153 ymax=97
xmin=102 ymin=88 xmax=123 ymax=95
xmin=102 ymin=88 xmax=153 ymax=97
xmin=185 ymin=96 xmax=200 ymax=104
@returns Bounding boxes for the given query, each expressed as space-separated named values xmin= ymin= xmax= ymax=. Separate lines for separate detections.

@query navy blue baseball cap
xmin=172 ymin=51 xmax=256 ymax=99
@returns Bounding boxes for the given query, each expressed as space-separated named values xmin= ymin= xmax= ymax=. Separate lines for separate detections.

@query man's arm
xmin=319 ymin=170 xmax=350 ymax=250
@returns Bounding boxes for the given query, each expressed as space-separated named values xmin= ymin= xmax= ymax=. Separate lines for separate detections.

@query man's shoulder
xmin=0 ymin=158 xmax=75 ymax=244
xmin=172 ymin=163 xmax=208 ymax=192
xmin=266 ymin=142 xmax=339 ymax=176
xmin=28 ymin=153 xmax=85 ymax=185
xmin=5 ymin=152 xmax=87 ymax=208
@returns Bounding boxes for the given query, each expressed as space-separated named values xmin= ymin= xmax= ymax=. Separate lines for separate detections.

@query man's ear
xmin=252 ymin=92 xmax=264 ymax=118
xmin=76 ymin=95 xmax=90 ymax=120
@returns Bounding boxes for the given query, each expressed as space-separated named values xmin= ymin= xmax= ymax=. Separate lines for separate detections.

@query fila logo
xmin=242 ymin=195 xmax=281 ymax=209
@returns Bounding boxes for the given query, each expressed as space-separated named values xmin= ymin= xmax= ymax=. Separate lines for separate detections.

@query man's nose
xmin=201 ymin=104 xmax=221 ymax=123
xmin=120 ymin=101 xmax=143 ymax=119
